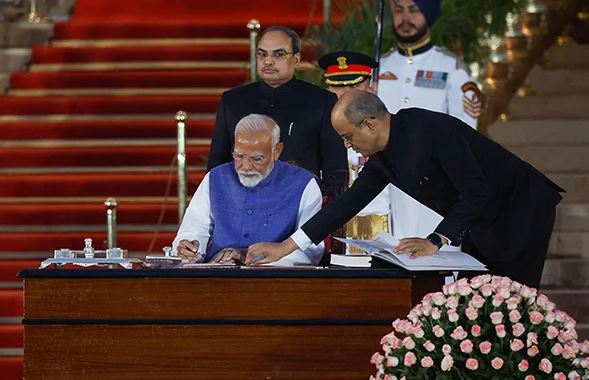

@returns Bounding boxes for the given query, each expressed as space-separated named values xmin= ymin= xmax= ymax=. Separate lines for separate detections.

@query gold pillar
xmin=247 ymin=19 xmax=261 ymax=82
xmin=27 ymin=0 xmax=43 ymax=23
xmin=175 ymin=111 xmax=188 ymax=224
xmin=104 ymin=198 xmax=117 ymax=249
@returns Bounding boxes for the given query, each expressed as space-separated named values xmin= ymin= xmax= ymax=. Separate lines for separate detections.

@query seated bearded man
xmin=172 ymin=113 xmax=324 ymax=265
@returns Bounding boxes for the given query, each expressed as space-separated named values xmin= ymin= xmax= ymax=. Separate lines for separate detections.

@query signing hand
xmin=176 ymin=239 xmax=200 ymax=262
xmin=210 ymin=248 xmax=245 ymax=264
xmin=246 ymin=238 xmax=298 ymax=266
xmin=394 ymin=237 xmax=439 ymax=259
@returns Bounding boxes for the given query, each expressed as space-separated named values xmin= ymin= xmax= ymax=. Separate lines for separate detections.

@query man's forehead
xmin=258 ymin=31 xmax=290 ymax=48
xmin=392 ymin=0 xmax=418 ymax=7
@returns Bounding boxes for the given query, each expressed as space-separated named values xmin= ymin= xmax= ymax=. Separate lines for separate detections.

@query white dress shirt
xmin=172 ymin=172 xmax=325 ymax=265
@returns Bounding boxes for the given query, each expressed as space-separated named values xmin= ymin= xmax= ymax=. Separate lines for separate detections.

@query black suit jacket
xmin=207 ymin=78 xmax=348 ymax=195
xmin=302 ymin=108 xmax=563 ymax=262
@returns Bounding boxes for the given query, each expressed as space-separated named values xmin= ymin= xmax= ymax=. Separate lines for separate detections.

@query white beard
xmin=237 ymin=161 xmax=274 ymax=188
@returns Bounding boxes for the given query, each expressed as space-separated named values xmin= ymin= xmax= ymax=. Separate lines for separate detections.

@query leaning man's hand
xmin=246 ymin=240 xmax=293 ymax=266
xmin=394 ymin=237 xmax=439 ymax=259
xmin=177 ymin=239 xmax=200 ymax=262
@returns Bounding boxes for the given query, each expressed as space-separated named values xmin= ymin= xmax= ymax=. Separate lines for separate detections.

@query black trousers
xmin=460 ymin=202 xmax=557 ymax=289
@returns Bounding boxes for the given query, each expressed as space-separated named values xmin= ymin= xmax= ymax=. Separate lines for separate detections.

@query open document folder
xmin=333 ymin=232 xmax=487 ymax=271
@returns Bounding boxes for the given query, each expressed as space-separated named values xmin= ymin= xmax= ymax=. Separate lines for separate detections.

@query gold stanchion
xmin=27 ymin=0 xmax=43 ymax=23
xmin=175 ymin=111 xmax=188 ymax=224
xmin=247 ymin=19 xmax=261 ymax=82
xmin=104 ymin=198 xmax=117 ymax=249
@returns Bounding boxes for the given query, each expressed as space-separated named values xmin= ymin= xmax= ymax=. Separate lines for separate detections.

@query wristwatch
xmin=426 ymin=233 xmax=443 ymax=250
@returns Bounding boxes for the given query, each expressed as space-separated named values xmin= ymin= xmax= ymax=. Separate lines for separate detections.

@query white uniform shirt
xmin=378 ymin=45 xmax=480 ymax=128
xmin=172 ymin=172 xmax=325 ymax=266
xmin=377 ymin=44 xmax=481 ymax=243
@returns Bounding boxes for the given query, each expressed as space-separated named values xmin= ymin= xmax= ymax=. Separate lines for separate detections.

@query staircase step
xmin=554 ymin=203 xmax=589 ymax=232
xmin=31 ymin=45 xmax=250 ymax=64
xmin=0 ymin=172 xmax=204 ymax=197
xmin=0 ymin=231 xmax=176 ymax=253
xmin=0 ymin=356 xmax=23 ymax=380
xmin=546 ymin=173 xmax=589 ymax=203
xmin=542 ymin=289 xmax=589 ymax=324
xmin=10 ymin=69 xmax=248 ymax=90
xmin=0 ymin=261 xmax=42 ymax=283
xmin=526 ymin=67 xmax=589 ymax=95
xmin=0 ymin=119 xmax=215 ymax=140
xmin=0 ymin=48 xmax=31 ymax=74
xmin=0 ymin=95 xmax=219 ymax=116
xmin=0 ymin=145 xmax=210 ymax=167
xmin=0 ymin=290 xmax=22 ymax=318
xmin=506 ymin=145 xmax=589 ymax=172
xmin=0 ymin=203 xmax=179 ymax=226
xmin=541 ymin=258 xmax=589 ymax=288
xmin=549 ymin=232 xmax=589 ymax=258
xmin=508 ymin=94 xmax=589 ymax=119
xmin=0 ymin=325 xmax=23 ymax=349
xmin=543 ymin=43 xmax=589 ymax=69
xmin=489 ymin=119 xmax=589 ymax=146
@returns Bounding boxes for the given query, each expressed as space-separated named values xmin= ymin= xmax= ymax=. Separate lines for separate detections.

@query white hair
xmin=235 ymin=114 xmax=280 ymax=146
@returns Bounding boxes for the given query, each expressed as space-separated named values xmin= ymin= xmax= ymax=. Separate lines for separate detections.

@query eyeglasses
xmin=232 ymin=150 xmax=267 ymax=164
xmin=256 ymin=49 xmax=294 ymax=61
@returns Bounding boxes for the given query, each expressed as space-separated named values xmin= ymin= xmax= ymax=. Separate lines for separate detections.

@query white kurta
xmin=377 ymin=45 xmax=480 ymax=242
xmin=172 ymin=172 xmax=325 ymax=265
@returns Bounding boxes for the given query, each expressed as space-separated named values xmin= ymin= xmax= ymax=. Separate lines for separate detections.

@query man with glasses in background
xmin=207 ymin=25 xmax=348 ymax=198
xmin=174 ymin=114 xmax=324 ymax=265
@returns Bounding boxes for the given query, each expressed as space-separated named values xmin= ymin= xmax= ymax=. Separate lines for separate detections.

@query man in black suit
xmin=247 ymin=90 xmax=564 ymax=288
xmin=207 ymin=25 xmax=348 ymax=196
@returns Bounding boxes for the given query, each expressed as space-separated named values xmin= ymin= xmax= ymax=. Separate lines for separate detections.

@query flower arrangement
xmin=370 ymin=275 xmax=589 ymax=380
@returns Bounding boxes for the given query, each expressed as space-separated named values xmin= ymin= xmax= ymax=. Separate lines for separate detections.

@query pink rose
xmin=470 ymin=294 xmax=485 ymax=308
xmin=529 ymin=311 xmax=544 ymax=325
xmin=465 ymin=306 xmax=478 ymax=320
xmin=536 ymin=294 xmax=549 ymax=309
xmin=507 ymin=296 xmax=521 ymax=310
xmin=539 ymin=358 xmax=553 ymax=374
xmin=431 ymin=291 xmax=446 ymax=306
xmin=446 ymin=296 xmax=459 ymax=309
xmin=403 ymin=337 xmax=415 ymax=350
xmin=448 ymin=309 xmax=459 ymax=322
xmin=460 ymin=339 xmax=474 ymax=354
xmin=495 ymin=324 xmax=506 ymax=338
xmin=550 ymin=343 xmax=564 ymax=356
xmin=527 ymin=332 xmax=538 ymax=347
xmin=490 ymin=311 xmax=504 ymax=325
xmin=423 ymin=340 xmax=435 ymax=352
xmin=492 ymin=294 xmax=505 ymax=307
xmin=441 ymin=355 xmax=454 ymax=371
xmin=404 ymin=352 xmax=417 ymax=367
xmin=568 ymin=370 xmax=582 ymax=380
xmin=420 ymin=356 xmax=434 ymax=368
xmin=509 ymin=309 xmax=522 ymax=323
xmin=546 ymin=326 xmax=559 ymax=340
xmin=432 ymin=324 xmax=445 ymax=338
xmin=381 ymin=332 xmax=402 ymax=348
xmin=431 ymin=307 xmax=441 ymax=320
xmin=451 ymin=326 xmax=467 ymax=340
xmin=442 ymin=344 xmax=452 ymax=356
xmin=386 ymin=356 xmax=399 ymax=367
xmin=479 ymin=341 xmax=492 ymax=354
xmin=370 ymin=352 xmax=384 ymax=365
xmin=510 ymin=338 xmax=525 ymax=352
xmin=518 ymin=359 xmax=529 ymax=372
xmin=412 ymin=326 xmax=425 ymax=339
xmin=491 ymin=357 xmax=504 ymax=370
xmin=512 ymin=322 xmax=525 ymax=337
xmin=524 ymin=376 xmax=536 ymax=380
xmin=471 ymin=324 xmax=482 ymax=337
xmin=559 ymin=330 xmax=576 ymax=343
xmin=527 ymin=345 xmax=539 ymax=357
xmin=465 ymin=358 xmax=479 ymax=370
xmin=553 ymin=373 xmax=566 ymax=380
xmin=458 ymin=283 xmax=472 ymax=296
xmin=470 ymin=274 xmax=491 ymax=289
xmin=480 ymin=283 xmax=494 ymax=297
xmin=562 ymin=345 xmax=575 ymax=359
xmin=443 ymin=282 xmax=458 ymax=296
xmin=545 ymin=311 xmax=556 ymax=323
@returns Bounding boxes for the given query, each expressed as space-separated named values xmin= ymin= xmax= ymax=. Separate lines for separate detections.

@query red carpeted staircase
xmin=0 ymin=1 xmax=342 ymax=378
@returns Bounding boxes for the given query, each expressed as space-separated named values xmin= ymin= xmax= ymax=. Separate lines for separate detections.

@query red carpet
xmin=0 ymin=357 xmax=23 ymax=380
xmin=31 ymin=45 xmax=250 ymax=64
xmin=0 ymin=146 xmax=210 ymax=167
xmin=0 ymin=172 xmax=203 ymax=197
xmin=0 ymin=119 xmax=215 ymax=140
xmin=0 ymin=232 xmax=176 ymax=253
xmin=0 ymin=290 xmax=23 ymax=317
xmin=1 ymin=204 xmax=179 ymax=225
xmin=0 ymin=95 xmax=219 ymax=115
xmin=0 ymin=261 xmax=41 ymax=283
xmin=11 ymin=69 xmax=247 ymax=89
xmin=0 ymin=325 xmax=23 ymax=348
